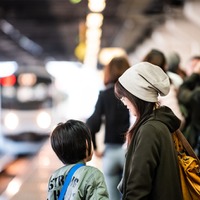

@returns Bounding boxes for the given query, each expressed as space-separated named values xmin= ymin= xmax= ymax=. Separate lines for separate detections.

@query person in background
xmin=115 ymin=62 xmax=183 ymax=200
xmin=178 ymin=59 xmax=200 ymax=157
xmin=47 ymin=119 xmax=109 ymax=200
xmin=143 ymin=49 xmax=166 ymax=70
xmin=142 ymin=48 xmax=185 ymax=129
xmin=86 ymin=56 xmax=131 ymax=200
xmin=143 ymin=49 xmax=184 ymax=89
xmin=184 ymin=55 xmax=200 ymax=77
xmin=166 ymin=51 xmax=187 ymax=81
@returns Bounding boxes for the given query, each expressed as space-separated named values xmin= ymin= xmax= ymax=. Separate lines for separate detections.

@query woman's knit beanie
xmin=118 ymin=62 xmax=170 ymax=102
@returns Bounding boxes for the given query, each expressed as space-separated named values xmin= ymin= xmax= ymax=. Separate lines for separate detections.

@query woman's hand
xmin=94 ymin=150 xmax=104 ymax=158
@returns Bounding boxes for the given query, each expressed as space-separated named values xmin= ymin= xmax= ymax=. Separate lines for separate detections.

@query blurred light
xmin=19 ymin=36 xmax=43 ymax=55
xmin=2 ymin=87 xmax=16 ymax=98
xmin=0 ymin=19 xmax=14 ymax=34
xmin=18 ymin=73 xmax=37 ymax=86
xmin=0 ymin=61 xmax=18 ymax=77
xmin=0 ymin=75 xmax=16 ymax=86
xmin=86 ymin=28 xmax=102 ymax=40
xmin=5 ymin=178 xmax=22 ymax=197
xmin=4 ymin=112 xmax=19 ymax=130
xmin=99 ymin=48 xmax=127 ymax=65
xmin=62 ymin=66 xmax=103 ymax=119
xmin=86 ymin=13 xmax=103 ymax=28
xmin=74 ymin=42 xmax=86 ymax=61
xmin=88 ymin=0 xmax=106 ymax=12
xmin=40 ymin=155 xmax=51 ymax=166
xmin=45 ymin=61 xmax=82 ymax=78
xmin=84 ymin=13 xmax=103 ymax=68
xmin=36 ymin=111 xmax=51 ymax=129
xmin=17 ymin=87 xmax=34 ymax=102
xmin=35 ymin=83 xmax=48 ymax=100
xmin=69 ymin=0 xmax=82 ymax=4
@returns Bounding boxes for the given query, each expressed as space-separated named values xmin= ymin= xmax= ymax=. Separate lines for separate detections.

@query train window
xmin=2 ymin=86 xmax=16 ymax=98
xmin=1 ymin=71 xmax=53 ymax=110
xmin=17 ymin=86 xmax=34 ymax=102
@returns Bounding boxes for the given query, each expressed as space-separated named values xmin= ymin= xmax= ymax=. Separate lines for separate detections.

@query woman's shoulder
xmin=139 ymin=121 xmax=162 ymax=134
xmin=139 ymin=118 xmax=168 ymax=137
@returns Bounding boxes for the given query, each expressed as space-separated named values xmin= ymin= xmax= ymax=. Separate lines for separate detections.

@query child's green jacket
xmin=47 ymin=162 xmax=109 ymax=200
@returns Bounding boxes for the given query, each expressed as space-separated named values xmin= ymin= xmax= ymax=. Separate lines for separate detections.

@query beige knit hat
xmin=118 ymin=62 xmax=170 ymax=102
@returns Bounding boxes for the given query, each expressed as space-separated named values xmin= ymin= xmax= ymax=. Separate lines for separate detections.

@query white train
xmin=0 ymin=66 xmax=55 ymax=155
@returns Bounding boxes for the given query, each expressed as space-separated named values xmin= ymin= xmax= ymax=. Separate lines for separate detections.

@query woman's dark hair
xmin=143 ymin=49 xmax=166 ymax=72
xmin=50 ymin=119 xmax=92 ymax=164
xmin=104 ymin=56 xmax=130 ymax=85
xmin=115 ymin=81 xmax=155 ymax=145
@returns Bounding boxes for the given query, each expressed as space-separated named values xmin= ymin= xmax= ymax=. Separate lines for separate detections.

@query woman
xmin=86 ymin=56 xmax=131 ymax=200
xmin=115 ymin=62 xmax=183 ymax=200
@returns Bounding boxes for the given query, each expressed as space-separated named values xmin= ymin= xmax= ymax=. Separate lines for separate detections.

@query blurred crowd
xmin=141 ymin=49 xmax=200 ymax=157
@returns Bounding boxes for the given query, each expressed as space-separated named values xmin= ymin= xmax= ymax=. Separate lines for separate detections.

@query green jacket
xmin=119 ymin=106 xmax=183 ymax=200
xmin=47 ymin=163 xmax=109 ymax=200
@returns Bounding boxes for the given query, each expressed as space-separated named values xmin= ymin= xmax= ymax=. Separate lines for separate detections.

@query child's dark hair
xmin=50 ymin=119 xmax=92 ymax=164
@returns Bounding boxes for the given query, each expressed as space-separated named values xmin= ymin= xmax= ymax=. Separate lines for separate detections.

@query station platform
xmin=0 ymin=137 xmax=103 ymax=200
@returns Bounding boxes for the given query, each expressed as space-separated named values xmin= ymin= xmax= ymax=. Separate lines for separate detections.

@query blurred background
xmin=0 ymin=0 xmax=200 ymax=199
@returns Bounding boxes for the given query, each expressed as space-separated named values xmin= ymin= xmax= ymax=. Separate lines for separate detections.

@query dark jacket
xmin=120 ymin=106 xmax=183 ymax=200
xmin=86 ymin=84 xmax=130 ymax=149
xmin=178 ymin=73 xmax=200 ymax=148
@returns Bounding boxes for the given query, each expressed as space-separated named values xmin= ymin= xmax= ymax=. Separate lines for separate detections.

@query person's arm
xmin=86 ymin=92 xmax=104 ymax=150
xmin=85 ymin=168 xmax=109 ymax=200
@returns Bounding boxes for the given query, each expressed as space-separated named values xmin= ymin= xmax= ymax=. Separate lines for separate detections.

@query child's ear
xmin=84 ymin=142 xmax=93 ymax=163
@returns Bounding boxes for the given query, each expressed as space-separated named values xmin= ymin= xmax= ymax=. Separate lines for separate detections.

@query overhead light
xmin=99 ymin=48 xmax=128 ymax=65
xmin=69 ymin=0 xmax=82 ymax=4
xmin=88 ymin=0 xmax=106 ymax=12
xmin=45 ymin=61 xmax=82 ymax=78
xmin=86 ymin=29 xmax=102 ymax=41
xmin=86 ymin=13 xmax=104 ymax=28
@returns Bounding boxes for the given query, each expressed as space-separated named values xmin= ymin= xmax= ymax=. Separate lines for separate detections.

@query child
xmin=47 ymin=119 xmax=109 ymax=200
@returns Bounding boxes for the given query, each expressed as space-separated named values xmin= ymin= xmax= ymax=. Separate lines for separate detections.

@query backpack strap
xmin=58 ymin=163 xmax=85 ymax=200
xmin=175 ymin=129 xmax=200 ymax=164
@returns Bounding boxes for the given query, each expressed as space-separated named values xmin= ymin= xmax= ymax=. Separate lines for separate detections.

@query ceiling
xmin=0 ymin=0 xmax=185 ymax=67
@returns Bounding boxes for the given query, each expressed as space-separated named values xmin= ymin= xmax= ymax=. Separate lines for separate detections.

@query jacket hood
xmin=149 ymin=106 xmax=181 ymax=133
